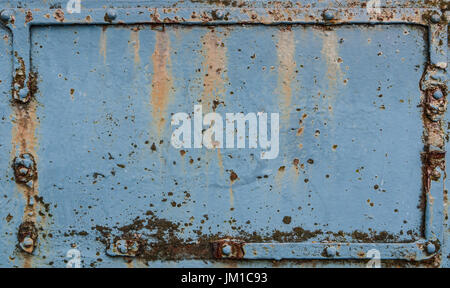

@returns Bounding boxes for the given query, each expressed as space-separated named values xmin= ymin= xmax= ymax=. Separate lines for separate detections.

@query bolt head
xmin=433 ymin=90 xmax=444 ymax=100
xmin=326 ymin=246 xmax=336 ymax=257
xmin=221 ymin=244 xmax=232 ymax=256
xmin=426 ymin=243 xmax=436 ymax=254
xmin=106 ymin=9 xmax=117 ymax=21
xmin=430 ymin=13 xmax=441 ymax=23
xmin=323 ymin=10 xmax=335 ymax=21
xmin=0 ymin=9 xmax=13 ymax=22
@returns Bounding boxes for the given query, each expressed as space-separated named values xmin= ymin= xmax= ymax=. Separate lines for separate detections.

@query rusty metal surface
xmin=0 ymin=0 xmax=447 ymax=268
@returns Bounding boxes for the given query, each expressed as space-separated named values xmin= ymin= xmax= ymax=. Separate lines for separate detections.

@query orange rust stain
xmin=276 ymin=27 xmax=296 ymax=125
xmin=23 ymin=254 xmax=32 ymax=268
xmin=200 ymin=29 xmax=228 ymax=113
xmin=99 ymin=27 xmax=108 ymax=64
xmin=130 ymin=28 xmax=141 ymax=66
xmin=150 ymin=30 xmax=172 ymax=137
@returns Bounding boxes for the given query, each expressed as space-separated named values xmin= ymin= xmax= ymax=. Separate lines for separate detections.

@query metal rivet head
xmin=0 ymin=9 xmax=13 ymax=22
xmin=21 ymin=237 xmax=34 ymax=248
xmin=430 ymin=13 xmax=441 ymax=23
xmin=213 ymin=10 xmax=225 ymax=20
xmin=326 ymin=246 xmax=336 ymax=257
xmin=105 ymin=9 xmax=117 ymax=21
xmin=433 ymin=89 xmax=444 ymax=100
xmin=222 ymin=244 xmax=232 ymax=256
xmin=426 ymin=243 xmax=436 ymax=254
xmin=18 ymin=89 xmax=28 ymax=101
xmin=323 ymin=10 xmax=335 ymax=21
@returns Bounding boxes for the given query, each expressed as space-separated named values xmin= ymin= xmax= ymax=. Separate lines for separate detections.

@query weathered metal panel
xmin=0 ymin=0 xmax=447 ymax=268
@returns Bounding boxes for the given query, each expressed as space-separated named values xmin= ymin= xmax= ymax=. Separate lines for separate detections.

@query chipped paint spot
xmin=150 ymin=29 xmax=172 ymax=136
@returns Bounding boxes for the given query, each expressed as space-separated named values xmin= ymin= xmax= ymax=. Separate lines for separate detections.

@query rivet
xmin=430 ymin=13 xmax=441 ymax=24
xmin=222 ymin=244 xmax=232 ymax=256
xmin=431 ymin=169 xmax=441 ymax=179
xmin=21 ymin=237 xmax=34 ymax=248
xmin=214 ymin=10 xmax=225 ymax=20
xmin=433 ymin=90 xmax=443 ymax=100
xmin=426 ymin=243 xmax=436 ymax=254
xmin=18 ymin=89 xmax=28 ymax=101
xmin=323 ymin=10 xmax=335 ymax=21
xmin=105 ymin=9 xmax=117 ymax=21
xmin=0 ymin=9 xmax=13 ymax=22
xmin=326 ymin=246 xmax=336 ymax=257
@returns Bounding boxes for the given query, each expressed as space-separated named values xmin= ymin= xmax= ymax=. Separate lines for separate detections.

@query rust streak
xmin=320 ymin=29 xmax=343 ymax=109
xmin=99 ymin=27 xmax=108 ymax=64
xmin=200 ymin=29 xmax=228 ymax=113
xmin=150 ymin=29 xmax=172 ymax=137
xmin=130 ymin=28 xmax=141 ymax=66
xmin=11 ymin=99 xmax=40 ymax=264
xmin=276 ymin=27 xmax=296 ymax=125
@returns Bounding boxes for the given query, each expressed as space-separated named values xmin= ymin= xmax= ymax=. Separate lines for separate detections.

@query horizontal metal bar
xmin=236 ymin=241 xmax=433 ymax=261
xmin=1 ymin=7 xmax=442 ymax=27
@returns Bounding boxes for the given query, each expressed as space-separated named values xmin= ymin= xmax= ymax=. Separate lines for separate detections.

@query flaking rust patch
xmin=150 ymin=28 xmax=173 ymax=137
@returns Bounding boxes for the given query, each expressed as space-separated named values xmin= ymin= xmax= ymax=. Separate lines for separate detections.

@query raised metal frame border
xmin=0 ymin=6 xmax=447 ymax=261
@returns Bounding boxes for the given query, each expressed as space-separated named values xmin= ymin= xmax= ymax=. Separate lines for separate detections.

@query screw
xmin=323 ymin=10 xmax=335 ymax=21
xmin=430 ymin=13 xmax=441 ymax=24
xmin=426 ymin=243 xmax=436 ymax=254
xmin=105 ymin=9 xmax=117 ymax=21
xmin=326 ymin=246 xmax=336 ymax=257
xmin=0 ymin=9 xmax=13 ymax=22
xmin=221 ymin=244 xmax=232 ymax=256
xmin=433 ymin=89 xmax=444 ymax=100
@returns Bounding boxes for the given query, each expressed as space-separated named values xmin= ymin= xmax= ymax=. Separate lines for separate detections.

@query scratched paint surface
xmin=0 ymin=23 xmax=432 ymax=267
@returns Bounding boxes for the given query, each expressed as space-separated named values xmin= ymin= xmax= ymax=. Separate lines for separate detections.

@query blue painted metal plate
xmin=0 ymin=1 xmax=447 ymax=268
